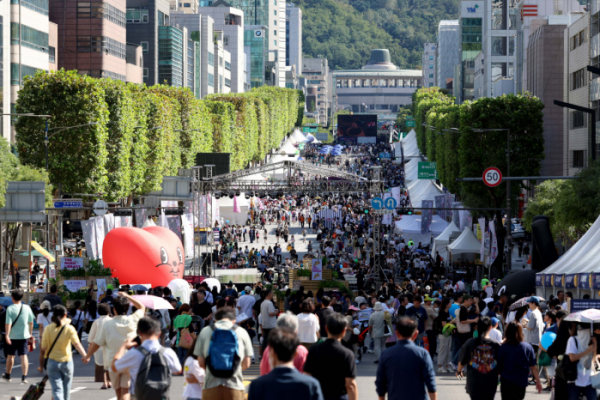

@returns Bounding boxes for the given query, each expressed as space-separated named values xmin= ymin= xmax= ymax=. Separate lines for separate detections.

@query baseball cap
xmin=528 ymin=296 xmax=540 ymax=305
xmin=245 ymin=286 xmax=252 ymax=292
xmin=424 ymin=296 xmax=433 ymax=302
xmin=491 ymin=317 xmax=499 ymax=326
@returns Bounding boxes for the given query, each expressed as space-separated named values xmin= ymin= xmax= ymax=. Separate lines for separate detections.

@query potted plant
xmin=296 ymin=269 xmax=311 ymax=280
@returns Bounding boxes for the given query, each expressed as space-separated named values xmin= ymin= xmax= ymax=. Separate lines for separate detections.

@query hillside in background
xmin=294 ymin=0 xmax=460 ymax=70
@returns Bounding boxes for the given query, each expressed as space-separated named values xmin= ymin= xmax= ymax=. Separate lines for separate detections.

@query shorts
xmin=501 ymin=378 xmax=526 ymax=399
xmin=6 ymin=339 xmax=28 ymax=356
xmin=108 ymin=370 xmax=131 ymax=390
xmin=203 ymin=385 xmax=245 ymax=400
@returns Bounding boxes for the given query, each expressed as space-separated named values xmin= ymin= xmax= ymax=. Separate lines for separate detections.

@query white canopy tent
xmin=219 ymin=194 xmax=250 ymax=225
xmin=279 ymin=139 xmax=298 ymax=155
xmin=394 ymin=214 xmax=449 ymax=247
xmin=290 ymin=129 xmax=308 ymax=143
xmin=407 ymin=179 xmax=443 ymax=207
xmin=536 ymin=215 xmax=600 ymax=278
xmin=431 ymin=221 xmax=461 ymax=260
xmin=447 ymin=228 xmax=488 ymax=256
xmin=404 ymin=159 xmax=419 ymax=182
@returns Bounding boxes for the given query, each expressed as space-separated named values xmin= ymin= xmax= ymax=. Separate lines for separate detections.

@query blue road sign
xmin=384 ymin=197 xmax=397 ymax=210
xmin=53 ymin=200 xmax=83 ymax=209
xmin=379 ymin=153 xmax=391 ymax=159
xmin=371 ymin=197 xmax=383 ymax=210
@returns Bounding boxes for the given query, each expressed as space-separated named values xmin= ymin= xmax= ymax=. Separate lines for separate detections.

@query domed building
xmin=333 ymin=49 xmax=422 ymax=114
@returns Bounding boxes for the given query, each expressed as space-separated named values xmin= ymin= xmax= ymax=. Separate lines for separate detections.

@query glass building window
xmin=11 ymin=24 xmax=49 ymax=53
xmin=491 ymin=37 xmax=507 ymax=56
xmin=11 ymin=63 xmax=44 ymax=85
xmin=141 ymin=41 xmax=148 ymax=52
xmin=78 ymin=2 xmax=126 ymax=27
xmin=49 ymin=46 xmax=55 ymax=63
xmin=571 ymin=68 xmax=586 ymax=90
xmin=143 ymin=68 xmax=148 ymax=77
xmin=208 ymin=72 xmax=214 ymax=87
xmin=77 ymin=36 xmax=126 ymax=59
xmin=208 ymin=52 xmax=214 ymax=66
xmin=158 ymin=25 xmax=184 ymax=87
xmin=126 ymin=8 xmax=149 ymax=23
xmin=225 ymin=60 xmax=231 ymax=70
xmin=10 ymin=0 xmax=48 ymax=15
xmin=429 ymin=55 xmax=433 ymax=60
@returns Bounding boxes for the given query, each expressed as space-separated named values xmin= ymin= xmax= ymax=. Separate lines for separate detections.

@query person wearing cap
xmin=489 ymin=317 xmax=502 ymax=344
xmin=525 ymin=296 xmax=543 ymax=354
xmin=368 ymin=302 xmax=387 ymax=363
xmin=423 ymin=296 xmax=438 ymax=361
xmin=406 ymin=296 xmax=428 ymax=343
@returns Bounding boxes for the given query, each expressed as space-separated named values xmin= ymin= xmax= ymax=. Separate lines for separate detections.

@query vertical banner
xmin=120 ymin=216 xmax=133 ymax=227
xmin=134 ymin=207 xmax=147 ymax=228
xmin=182 ymin=213 xmax=194 ymax=258
xmin=488 ymin=221 xmax=498 ymax=266
xmin=104 ymin=214 xmax=115 ymax=236
xmin=311 ymin=259 xmax=323 ymax=280
xmin=478 ymin=218 xmax=486 ymax=261
xmin=211 ymin=195 xmax=220 ymax=227
xmin=82 ymin=220 xmax=98 ymax=260
xmin=421 ymin=200 xmax=434 ymax=234
xmin=382 ymin=192 xmax=392 ymax=225
xmin=435 ymin=195 xmax=446 ymax=220
xmin=233 ymin=195 xmax=241 ymax=213
xmin=166 ymin=215 xmax=183 ymax=242
xmin=452 ymin=202 xmax=461 ymax=229
xmin=94 ymin=216 xmax=105 ymax=260
xmin=391 ymin=187 xmax=401 ymax=207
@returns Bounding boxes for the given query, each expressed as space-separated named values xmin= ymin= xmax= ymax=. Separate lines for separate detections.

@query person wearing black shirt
xmin=304 ymin=313 xmax=358 ymax=400
xmin=192 ymin=290 xmax=213 ymax=323
xmin=456 ymin=317 xmax=500 ymax=400
xmin=316 ymin=297 xmax=335 ymax=338
xmin=43 ymin=284 xmax=63 ymax=308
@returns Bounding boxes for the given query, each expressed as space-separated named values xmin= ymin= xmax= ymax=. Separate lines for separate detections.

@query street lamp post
xmin=473 ymin=128 xmax=511 ymax=273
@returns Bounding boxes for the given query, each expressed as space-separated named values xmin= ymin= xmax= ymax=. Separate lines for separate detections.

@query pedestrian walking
xmin=304 ymin=313 xmax=358 ymax=400
xmin=260 ymin=312 xmax=308 ymax=375
xmin=375 ymin=317 xmax=437 ymax=400
xmin=194 ymin=308 xmax=254 ymax=400
xmin=251 ymin=327 xmax=323 ymax=400
xmin=297 ymin=300 xmax=320 ymax=350
xmin=82 ymin=292 xmax=147 ymax=400
xmin=112 ymin=317 xmax=182 ymax=400
xmin=260 ymin=290 xmax=278 ymax=346
xmin=40 ymin=305 xmax=88 ymax=400
xmin=456 ymin=316 xmax=500 ymax=400
xmin=86 ymin=303 xmax=112 ymax=389
xmin=435 ymin=298 xmax=452 ymax=372
xmin=368 ymin=302 xmax=386 ymax=363
xmin=564 ymin=321 xmax=597 ymax=400
xmin=3 ymin=289 xmax=35 ymax=384
xmin=498 ymin=321 xmax=543 ymax=399
xmin=525 ymin=296 xmax=543 ymax=354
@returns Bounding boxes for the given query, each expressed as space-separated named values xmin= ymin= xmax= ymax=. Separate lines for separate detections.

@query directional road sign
xmin=483 ymin=167 xmax=502 ymax=187
xmin=53 ymin=199 xmax=83 ymax=209
xmin=371 ymin=197 xmax=383 ymax=210
xmin=384 ymin=197 xmax=397 ymax=210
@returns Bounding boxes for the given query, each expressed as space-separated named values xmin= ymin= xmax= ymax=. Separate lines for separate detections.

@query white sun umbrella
xmin=203 ymin=277 xmax=221 ymax=292
xmin=564 ymin=309 xmax=600 ymax=323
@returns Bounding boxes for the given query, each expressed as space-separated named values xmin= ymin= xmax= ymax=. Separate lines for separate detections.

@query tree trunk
xmin=2 ymin=223 xmax=21 ymax=289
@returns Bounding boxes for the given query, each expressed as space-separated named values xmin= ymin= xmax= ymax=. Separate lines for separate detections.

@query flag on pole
xmin=233 ymin=195 xmax=241 ymax=213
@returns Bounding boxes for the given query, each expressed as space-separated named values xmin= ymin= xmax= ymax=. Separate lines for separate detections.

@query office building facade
xmin=454 ymin=0 xmax=483 ymax=103
xmin=436 ymin=20 xmax=459 ymax=92
xmin=303 ymin=57 xmax=329 ymax=125
xmin=285 ymin=4 xmax=301 ymax=79
xmin=422 ymin=43 xmax=437 ymax=87
xmin=244 ymin=24 xmax=266 ymax=88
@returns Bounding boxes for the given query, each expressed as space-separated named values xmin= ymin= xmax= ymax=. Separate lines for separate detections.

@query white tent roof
xmin=405 ymin=159 xmax=419 ymax=181
xmin=290 ymin=129 xmax=308 ymax=143
xmin=407 ymin=179 xmax=443 ymax=206
xmin=279 ymin=139 xmax=298 ymax=155
xmin=431 ymin=221 xmax=461 ymax=260
xmin=218 ymin=194 xmax=250 ymax=208
xmin=537 ymin=215 xmax=600 ymax=276
xmin=394 ymin=215 xmax=449 ymax=248
xmin=447 ymin=228 xmax=488 ymax=256
xmin=392 ymin=142 xmax=402 ymax=158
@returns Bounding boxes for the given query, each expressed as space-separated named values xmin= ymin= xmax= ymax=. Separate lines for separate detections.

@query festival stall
xmin=446 ymin=227 xmax=488 ymax=263
xmin=535 ymin=215 xmax=600 ymax=299
xmin=290 ymin=129 xmax=309 ymax=144
xmin=218 ymin=194 xmax=250 ymax=225
xmin=406 ymin=178 xmax=444 ymax=208
xmin=394 ymin=214 xmax=449 ymax=248
xmin=279 ymin=139 xmax=299 ymax=155
xmin=431 ymin=221 xmax=461 ymax=261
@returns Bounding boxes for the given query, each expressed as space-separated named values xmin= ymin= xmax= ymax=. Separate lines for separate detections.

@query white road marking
xmin=70 ymin=387 xmax=87 ymax=393
xmin=12 ymin=363 xmax=32 ymax=369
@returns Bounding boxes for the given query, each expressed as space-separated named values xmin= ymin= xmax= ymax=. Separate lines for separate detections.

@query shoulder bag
xmin=43 ymin=324 xmax=66 ymax=370
xmin=556 ymin=338 xmax=579 ymax=382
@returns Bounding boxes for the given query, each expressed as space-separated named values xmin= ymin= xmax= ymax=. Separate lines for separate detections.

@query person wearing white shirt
xmin=296 ymin=300 xmax=320 ymax=348
xmin=489 ymin=317 xmax=503 ymax=344
xmin=182 ymin=352 xmax=205 ymax=400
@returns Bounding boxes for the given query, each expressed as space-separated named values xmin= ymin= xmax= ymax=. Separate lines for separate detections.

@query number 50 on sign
xmin=483 ymin=167 xmax=502 ymax=187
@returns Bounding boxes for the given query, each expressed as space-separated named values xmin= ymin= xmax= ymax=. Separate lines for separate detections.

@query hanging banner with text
xmin=421 ymin=200 xmax=434 ymax=234
xmin=61 ymin=257 xmax=83 ymax=270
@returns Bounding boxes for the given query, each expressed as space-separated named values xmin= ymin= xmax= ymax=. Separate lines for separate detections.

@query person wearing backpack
xmin=112 ymin=317 xmax=181 ymax=400
xmin=194 ymin=308 xmax=254 ymax=400
xmin=3 ymin=289 xmax=35 ymax=384
xmin=173 ymin=304 xmax=196 ymax=365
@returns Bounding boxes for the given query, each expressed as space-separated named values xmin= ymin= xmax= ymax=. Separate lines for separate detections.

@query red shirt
xmin=259 ymin=344 xmax=309 ymax=375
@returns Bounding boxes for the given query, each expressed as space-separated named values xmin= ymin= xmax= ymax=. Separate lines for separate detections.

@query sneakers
xmin=438 ymin=368 xmax=448 ymax=374
xmin=447 ymin=363 xmax=456 ymax=371
xmin=1 ymin=374 xmax=10 ymax=382
xmin=20 ymin=379 xmax=27 ymax=385
xmin=367 ymin=349 xmax=374 ymax=354
xmin=355 ymin=359 xmax=360 ymax=364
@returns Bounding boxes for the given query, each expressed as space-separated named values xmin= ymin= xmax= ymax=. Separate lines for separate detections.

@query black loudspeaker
xmin=531 ymin=215 xmax=559 ymax=272
xmin=195 ymin=153 xmax=231 ymax=178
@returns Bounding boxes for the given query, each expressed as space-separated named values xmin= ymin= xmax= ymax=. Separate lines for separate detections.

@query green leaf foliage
xmin=14 ymin=70 xmax=301 ymax=201
xmin=295 ymin=0 xmax=459 ymax=70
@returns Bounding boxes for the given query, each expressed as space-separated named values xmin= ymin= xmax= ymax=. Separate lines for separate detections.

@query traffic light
xmin=364 ymin=208 xmax=369 ymax=214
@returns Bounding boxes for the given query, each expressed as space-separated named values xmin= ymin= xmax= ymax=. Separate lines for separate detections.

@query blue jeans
xmin=48 ymin=359 xmax=74 ymax=400
xmin=176 ymin=346 xmax=187 ymax=366
xmin=451 ymin=335 xmax=461 ymax=365
xmin=568 ymin=383 xmax=596 ymax=400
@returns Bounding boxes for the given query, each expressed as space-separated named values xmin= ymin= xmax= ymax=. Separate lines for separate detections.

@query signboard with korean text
xmin=571 ymin=299 xmax=600 ymax=313
xmin=61 ymin=257 xmax=84 ymax=270
xmin=418 ymin=162 xmax=438 ymax=179
xmin=64 ymin=280 xmax=87 ymax=292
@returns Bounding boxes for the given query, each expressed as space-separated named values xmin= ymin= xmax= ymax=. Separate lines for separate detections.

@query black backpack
xmin=135 ymin=347 xmax=171 ymax=400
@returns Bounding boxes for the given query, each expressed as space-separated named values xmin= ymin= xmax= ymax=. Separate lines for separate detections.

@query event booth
xmin=394 ymin=215 xmax=449 ymax=248
xmin=431 ymin=221 xmax=461 ymax=261
xmin=446 ymin=227 xmax=488 ymax=263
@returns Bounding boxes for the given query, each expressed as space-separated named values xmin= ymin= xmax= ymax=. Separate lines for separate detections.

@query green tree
xmin=308 ymin=99 xmax=316 ymax=112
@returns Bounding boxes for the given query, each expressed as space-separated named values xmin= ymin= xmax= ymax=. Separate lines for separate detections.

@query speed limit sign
xmin=483 ymin=167 xmax=502 ymax=187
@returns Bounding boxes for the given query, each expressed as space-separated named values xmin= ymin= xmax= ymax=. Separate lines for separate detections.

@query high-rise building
xmin=454 ymin=0 xmax=483 ymax=104
xmin=422 ymin=43 xmax=437 ymax=88
xmin=527 ymin=16 xmax=569 ymax=177
xmin=126 ymin=0 xmax=171 ymax=86
xmin=285 ymin=4 xmax=301 ymax=79
xmin=192 ymin=5 xmax=245 ymax=92
xmin=244 ymin=25 xmax=267 ymax=89
xmin=303 ymin=57 xmax=329 ymax=125
xmin=50 ymin=0 xmax=143 ymax=84
xmin=436 ymin=20 xmax=459 ymax=92
xmin=225 ymin=0 xmax=285 ymax=86
xmin=562 ymin=12 xmax=589 ymax=176
xmin=170 ymin=0 xmax=198 ymax=13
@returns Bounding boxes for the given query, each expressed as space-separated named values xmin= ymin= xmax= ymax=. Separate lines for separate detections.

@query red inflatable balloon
xmin=102 ymin=226 xmax=184 ymax=287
